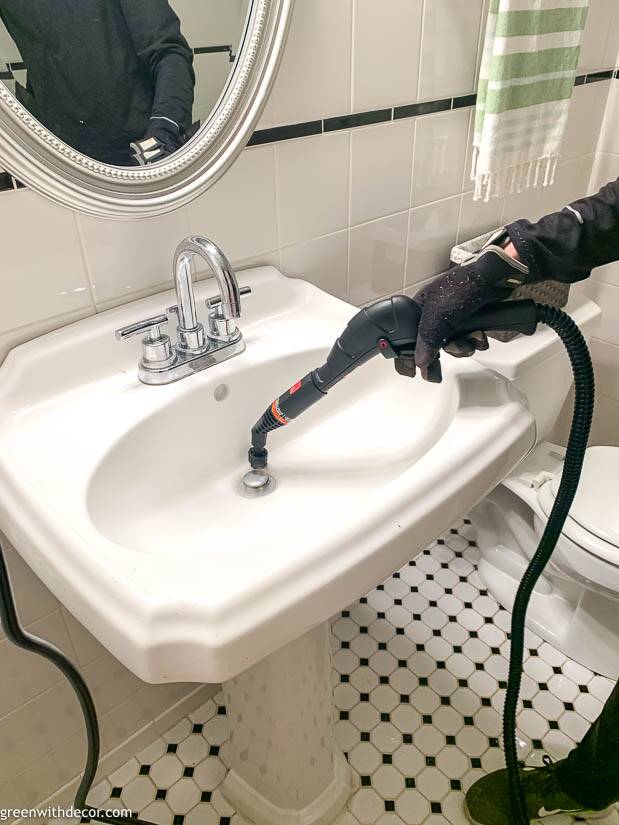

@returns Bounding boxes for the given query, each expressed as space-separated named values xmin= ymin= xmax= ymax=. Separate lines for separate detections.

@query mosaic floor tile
xmin=89 ymin=521 xmax=616 ymax=825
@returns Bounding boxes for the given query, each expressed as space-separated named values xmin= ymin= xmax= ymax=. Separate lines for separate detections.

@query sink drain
xmin=239 ymin=469 xmax=277 ymax=498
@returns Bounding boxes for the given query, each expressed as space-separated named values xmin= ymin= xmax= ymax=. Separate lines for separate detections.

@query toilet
xmin=470 ymin=292 xmax=619 ymax=680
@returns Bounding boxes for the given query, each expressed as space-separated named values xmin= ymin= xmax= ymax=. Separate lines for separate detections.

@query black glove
xmin=130 ymin=117 xmax=183 ymax=166
xmin=396 ymin=242 xmax=532 ymax=383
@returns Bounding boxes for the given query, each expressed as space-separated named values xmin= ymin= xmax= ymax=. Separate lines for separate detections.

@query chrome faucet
xmin=115 ymin=236 xmax=250 ymax=385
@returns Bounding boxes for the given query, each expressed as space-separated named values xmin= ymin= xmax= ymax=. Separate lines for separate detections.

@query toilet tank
xmin=474 ymin=292 xmax=601 ymax=440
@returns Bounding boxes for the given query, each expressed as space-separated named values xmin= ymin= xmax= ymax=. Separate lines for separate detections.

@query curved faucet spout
xmin=116 ymin=235 xmax=247 ymax=383
xmin=173 ymin=236 xmax=241 ymax=330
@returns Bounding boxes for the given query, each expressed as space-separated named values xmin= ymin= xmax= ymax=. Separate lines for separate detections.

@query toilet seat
xmin=537 ymin=446 xmax=619 ymax=565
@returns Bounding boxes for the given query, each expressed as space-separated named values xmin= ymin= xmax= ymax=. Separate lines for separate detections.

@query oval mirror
xmin=0 ymin=0 xmax=293 ymax=218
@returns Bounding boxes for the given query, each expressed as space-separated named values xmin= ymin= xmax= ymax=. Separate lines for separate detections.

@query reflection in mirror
xmin=0 ymin=0 xmax=249 ymax=167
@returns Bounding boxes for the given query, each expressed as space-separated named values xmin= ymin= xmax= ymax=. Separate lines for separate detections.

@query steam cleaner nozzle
xmin=248 ymin=296 xmax=540 ymax=472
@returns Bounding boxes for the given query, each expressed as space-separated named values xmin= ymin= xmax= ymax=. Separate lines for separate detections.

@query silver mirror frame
xmin=0 ymin=0 xmax=293 ymax=218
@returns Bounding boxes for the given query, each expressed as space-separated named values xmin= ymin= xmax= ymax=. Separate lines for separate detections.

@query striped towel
xmin=473 ymin=0 xmax=589 ymax=201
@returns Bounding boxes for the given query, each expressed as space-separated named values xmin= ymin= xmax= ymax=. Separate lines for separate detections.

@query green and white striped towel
xmin=473 ymin=0 xmax=589 ymax=201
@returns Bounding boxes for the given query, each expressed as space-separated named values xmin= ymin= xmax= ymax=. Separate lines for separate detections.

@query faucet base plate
xmin=138 ymin=336 xmax=245 ymax=385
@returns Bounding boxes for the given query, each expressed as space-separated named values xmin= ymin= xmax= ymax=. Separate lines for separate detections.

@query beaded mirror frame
xmin=0 ymin=0 xmax=293 ymax=218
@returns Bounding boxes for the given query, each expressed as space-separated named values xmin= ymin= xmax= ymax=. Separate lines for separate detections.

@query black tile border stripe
xmin=585 ymin=69 xmax=614 ymax=83
xmin=194 ymin=45 xmax=232 ymax=56
xmin=248 ymin=120 xmax=322 ymax=146
xmin=325 ymin=108 xmax=392 ymax=132
xmin=452 ymin=93 xmax=478 ymax=110
xmin=0 ymin=172 xmax=17 ymax=193
xmin=395 ymin=98 xmax=452 ymax=120
xmin=248 ymin=66 xmax=618 ymax=147
xmin=193 ymin=44 xmax=236 ymax=63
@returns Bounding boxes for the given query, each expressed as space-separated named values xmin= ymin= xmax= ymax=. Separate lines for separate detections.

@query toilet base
xmin=472 ymin=491 xmax=619 ymax=680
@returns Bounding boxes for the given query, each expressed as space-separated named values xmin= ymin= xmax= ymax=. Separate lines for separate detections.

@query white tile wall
xmin=407 ymin=196 xmax=461 ymax=285
xmin=411 ymin=109 xmax=470 ymax=207
xmin=579 ymin=0 xmax=619 ymax=72
xmin=261 ymin=0 xmax=352 ymax=127
xmin=276 ymin=132 xmax=350 ymax=246
xmin=579 ymin=78 xmax=619 ymax=447
xmin=188 ymin=144 xmax=279 ymax=260
xmin=349 ymin=212 xmax=409 ymax=305
xmin=350 ymin=120 xmax=414 ymax=226
xmin=0 ymin=0 xmax=617 ymax=812
xmin=280 ymin=231 xmax=349 ymax=301
xmin=0 ymin=190 xmax=94 ymax=332
xmin=77 ymin=208 xmax=191 ymax=306
xmin=418 ymin=0 xmax=485 ymax=101
xmin=352 ymin=0 xmax=423 ymax=112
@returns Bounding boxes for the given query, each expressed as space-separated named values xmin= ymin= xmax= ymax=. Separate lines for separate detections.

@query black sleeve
xmin=120 ymin=0 xmax=195 ymax=133
xmin=507 ymin=178 xmax=619 ymax=284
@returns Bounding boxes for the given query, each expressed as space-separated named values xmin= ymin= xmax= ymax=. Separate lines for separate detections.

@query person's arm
xmin=120 ymin=0 xmax=195 ymax=151
xmin=507 ymin=178 xmax=619 ymax=283
xmin=411 ymin=179 xmax=619 ymax=381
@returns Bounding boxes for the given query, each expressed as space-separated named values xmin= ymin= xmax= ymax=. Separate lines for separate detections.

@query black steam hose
xmin=503 ymin=305 xmax=595 ymax=825
xmin=0 ymin=302 xmax=594 ymax=825
xmin=0 ymin=546 xmax=155 ymax=825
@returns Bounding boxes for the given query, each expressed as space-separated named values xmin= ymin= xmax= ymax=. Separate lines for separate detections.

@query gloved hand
xmin=130 ymin=117 xmax=183 ymax=166
xmin=395 ymin=238 xmax=532 ymax=383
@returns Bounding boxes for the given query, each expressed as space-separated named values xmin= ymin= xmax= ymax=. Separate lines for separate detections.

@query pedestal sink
xmin=0 ymin=267 xmax=535 ymax=825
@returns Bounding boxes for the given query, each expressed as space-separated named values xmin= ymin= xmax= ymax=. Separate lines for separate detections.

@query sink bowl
xmin=0 ymin=267 xmax=535 ymax=684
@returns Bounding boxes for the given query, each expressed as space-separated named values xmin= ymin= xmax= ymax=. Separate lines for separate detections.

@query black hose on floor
xmin=503 ymin=305 xmax=595 ymax=825
xmin=0 ymin=544 xmax=155 ymax=825
xmin=0 ymin=544 xmax=99 ymax=809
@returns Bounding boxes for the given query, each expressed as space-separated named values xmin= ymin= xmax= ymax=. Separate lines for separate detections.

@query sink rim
xmin=0 ymin=267 xmax=536 ymax=683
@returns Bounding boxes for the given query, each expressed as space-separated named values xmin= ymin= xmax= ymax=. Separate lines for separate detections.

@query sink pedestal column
xmin=221 ymin=622 xmax=352 ymax=825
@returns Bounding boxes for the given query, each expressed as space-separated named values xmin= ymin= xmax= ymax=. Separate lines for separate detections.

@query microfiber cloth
xmin=473 ymin=0 xmax=589 ymax=202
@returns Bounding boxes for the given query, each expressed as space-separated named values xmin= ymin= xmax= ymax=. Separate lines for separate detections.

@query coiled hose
xmin=0 ymin=305 xmax=594 ymax=825
xmin=504 ymin=305 xmax=595 ymax=825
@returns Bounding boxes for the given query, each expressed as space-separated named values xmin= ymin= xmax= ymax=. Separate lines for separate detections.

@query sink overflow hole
xmin=214 ymin=384 xmax=230 ymax=402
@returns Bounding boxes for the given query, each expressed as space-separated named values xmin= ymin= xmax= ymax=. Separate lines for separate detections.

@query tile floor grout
xmin=80 ymin=519 xmax=617 ymax=825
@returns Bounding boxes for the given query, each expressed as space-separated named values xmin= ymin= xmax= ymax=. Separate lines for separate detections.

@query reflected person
xmin=0 ymin=0 xmax=195 ymax=165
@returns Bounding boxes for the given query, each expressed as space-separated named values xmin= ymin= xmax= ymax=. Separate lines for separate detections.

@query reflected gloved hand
xmin=395 ymin=239 xmax=531 ymax=383
xmin=130 ymin=117 xmax=183 ymax=166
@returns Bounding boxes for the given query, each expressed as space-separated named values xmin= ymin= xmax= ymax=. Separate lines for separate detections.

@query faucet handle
xmin=206 ymin=285 xmax=252 ymax=310
xmin=115 ymin=314 xmax=169 ymax=341
xmin=115 ymin=314 xmax=176 ymax=370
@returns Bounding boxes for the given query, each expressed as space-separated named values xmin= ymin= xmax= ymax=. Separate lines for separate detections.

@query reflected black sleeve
xmin=120 ymin=0 xmax=195 ymax=133
xmin=507 ymin=178 xmax=619 ymax=283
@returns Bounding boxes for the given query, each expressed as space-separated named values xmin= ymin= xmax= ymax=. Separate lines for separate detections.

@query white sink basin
xmin=0 ymin=267 xmax=535 ymax=684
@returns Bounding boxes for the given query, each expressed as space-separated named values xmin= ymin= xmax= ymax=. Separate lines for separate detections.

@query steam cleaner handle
xmin=310 ymin=297 xmax=539 ymax=398
xmin=251 ymin=298 xmax=539 ymax=442
xmin=452 ymin=299 xmax=538 ymax=338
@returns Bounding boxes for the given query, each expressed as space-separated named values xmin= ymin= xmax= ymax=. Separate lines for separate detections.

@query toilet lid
xmin=549 ymin=447 xmax=619 ymax=549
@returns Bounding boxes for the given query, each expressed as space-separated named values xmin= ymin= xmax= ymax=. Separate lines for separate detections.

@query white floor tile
xmin=94 ymin=522 xmax=611 ymax=825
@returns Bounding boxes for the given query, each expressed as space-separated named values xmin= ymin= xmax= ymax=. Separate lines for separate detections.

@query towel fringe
xmin=473 ymin=153 xmax=560 ymax=202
